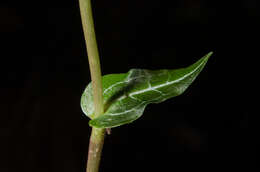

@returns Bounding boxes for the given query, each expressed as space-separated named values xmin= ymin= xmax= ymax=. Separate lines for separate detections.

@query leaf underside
xmin=81 ymin=52 xmax=212 ymax=128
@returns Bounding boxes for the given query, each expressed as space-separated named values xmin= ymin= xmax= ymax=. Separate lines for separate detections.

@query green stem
xmin=87 ymin=128 xmax=106 ymax=172
xmin=79 ymin=0 xmax=105 ymax=172
xmin=79 ymin=0 xmax=103 ymax=118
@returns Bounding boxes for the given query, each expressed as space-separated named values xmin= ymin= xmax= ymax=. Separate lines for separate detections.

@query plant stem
xmin=79 ymin=0 xmax=103 ymax=118
xmin=87 ymin=128 xmax=106 ymax=172
xmin=79 ymin=0 xmax=105 ymax=172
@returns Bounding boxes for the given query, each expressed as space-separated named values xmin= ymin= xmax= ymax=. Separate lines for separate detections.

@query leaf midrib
xmin=129 ymin=61 xmax=204 ymax=97
xmin=105 ymin=62 xmax=204 ymax=116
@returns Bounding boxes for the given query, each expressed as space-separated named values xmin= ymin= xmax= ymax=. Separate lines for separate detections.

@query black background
xmin=1 ymin=0 xmax=254 ymax=171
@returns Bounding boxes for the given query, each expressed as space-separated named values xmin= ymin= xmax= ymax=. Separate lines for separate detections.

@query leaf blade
xmin=81 ymin=52 xmax=212 ymax=128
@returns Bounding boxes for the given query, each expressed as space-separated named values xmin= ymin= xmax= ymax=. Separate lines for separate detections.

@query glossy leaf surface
xmin=81 ymin=52 xmax=212 ymax=128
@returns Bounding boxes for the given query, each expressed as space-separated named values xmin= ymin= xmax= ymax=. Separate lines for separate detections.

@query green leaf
xmin=81 ymin=52 xmax=212 ymax=128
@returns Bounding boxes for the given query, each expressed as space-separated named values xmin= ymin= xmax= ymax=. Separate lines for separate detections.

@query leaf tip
xmin=204 ymin=51 xmax=213 ymax=60
xmin=208 ymin=51 xmax=214 ymax=56
xmin=198 ymin=51 xmax=212 ymax=67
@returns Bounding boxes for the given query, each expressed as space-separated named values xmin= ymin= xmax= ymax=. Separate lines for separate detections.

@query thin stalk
xmin=79 ymin=0 xmax=105 ymax=172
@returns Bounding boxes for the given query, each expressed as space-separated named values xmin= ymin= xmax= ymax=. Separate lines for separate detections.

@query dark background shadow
xmin=1 ymin=0 xmax=254 ymax=171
